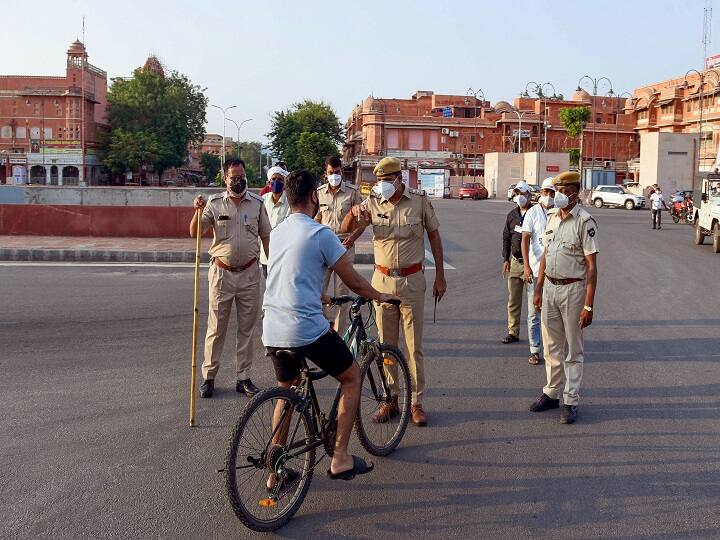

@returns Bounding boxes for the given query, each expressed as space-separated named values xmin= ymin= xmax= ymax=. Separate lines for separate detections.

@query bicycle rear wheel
xmin=355 ymin=344 xmax=411 ymax=456
xmin=225 ymin=387 xmax=316 ymax=532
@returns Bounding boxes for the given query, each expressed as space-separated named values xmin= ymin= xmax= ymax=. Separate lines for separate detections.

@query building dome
xmin=494 ymin=100 xmax=513 ymax=113
xmin=143 ymin=55 xmax=165 ymax=77
xmin=67 ymin=39 xmax=87 ymax=56
xmin=571 ymin=88 xmax=592 ymax=103
xmin=624 ymin=96 xmax=636 ymax=110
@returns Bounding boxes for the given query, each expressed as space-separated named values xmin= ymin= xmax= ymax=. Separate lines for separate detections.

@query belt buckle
xmin=390 ymin=268 xmax=401 ymax=277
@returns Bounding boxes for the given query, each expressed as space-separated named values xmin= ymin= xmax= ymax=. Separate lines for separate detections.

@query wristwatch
xmin=583 ymin=305 xmax=593 ymax=313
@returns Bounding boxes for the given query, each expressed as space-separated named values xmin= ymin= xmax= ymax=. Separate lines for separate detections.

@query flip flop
xmin=327 ymin=455 xmax=374 ymax=481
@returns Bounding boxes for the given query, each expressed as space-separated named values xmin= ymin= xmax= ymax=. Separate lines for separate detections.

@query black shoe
xmin=199 ymin=379 xmax=214 ymax=398
xmin=560 ymin=405 xmax=578 ymax=424
xmin=657 ymin=226 xmax=662 ymax=230
xmin=236 ymin=379 xmax=260 ymax=397
xmin=529 ymin=393 xmax=560 ymax=412
xmin=501 ymin=334 xmax=519 ymax=344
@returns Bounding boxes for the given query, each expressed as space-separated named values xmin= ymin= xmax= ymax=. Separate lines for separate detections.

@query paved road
xmin=2 ymin=200 xmax=720 ymax=539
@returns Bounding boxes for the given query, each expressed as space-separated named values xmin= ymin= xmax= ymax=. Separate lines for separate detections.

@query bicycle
xmin=223 ymin=296 xmax=411 ymax=532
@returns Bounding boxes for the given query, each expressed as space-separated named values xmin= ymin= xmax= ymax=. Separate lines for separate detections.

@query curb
xmin=0 ymin=248 xmax=375 ymax=265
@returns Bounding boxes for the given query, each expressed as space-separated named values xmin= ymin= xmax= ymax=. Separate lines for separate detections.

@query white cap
xmin=514 ymin=180 xmax=530 ymax=193
xmin=541 ymin=177 xmax=556 ymax=191
xmin=267 ymin=166 xmax=289 ymax=182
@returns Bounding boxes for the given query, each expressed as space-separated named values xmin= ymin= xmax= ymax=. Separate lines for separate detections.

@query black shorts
xmin=266 ymin=329 xmax=354 ymax=383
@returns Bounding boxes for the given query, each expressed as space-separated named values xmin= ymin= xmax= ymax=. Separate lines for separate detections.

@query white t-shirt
xmin=260 ymin=192 xmax=291 ymax=264
xmin=262 ymin=213 xmax=347 ymax=348
xmin=521 ymin=203 xmax=549 ymax=277
xmin=650 ymin=192 xmax=664 ymax=210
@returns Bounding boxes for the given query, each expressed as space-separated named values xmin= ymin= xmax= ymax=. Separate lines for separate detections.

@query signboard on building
xmin=419 ymin=168 xmax=446 ymax=198
xmin=512 ymin=129 xmax=532 ymax=138
xmin=706 ymin=54 xmax=720 ymax=69
xmin=442 ymin=106 xmax=452 ymax=118
xmin=546 ymin=165 xmax=560 ymax=172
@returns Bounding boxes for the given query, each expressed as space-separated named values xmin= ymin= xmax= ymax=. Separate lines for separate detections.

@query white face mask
xmin=373 ymin=180 xmax=397 ymax=200
xmin=514 ymin=194 xmax=528 ymax=208
xmin=554 ymin=191 xmax=574 ymax=209
xmin=539 ymin=195 xmax=554 ymax=208
xmin=327 ymin=173 xmax=342 ymax=187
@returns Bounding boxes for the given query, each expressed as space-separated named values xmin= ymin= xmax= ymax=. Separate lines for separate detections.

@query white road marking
xmin=424 ymin=248 xmax=456 ymax=270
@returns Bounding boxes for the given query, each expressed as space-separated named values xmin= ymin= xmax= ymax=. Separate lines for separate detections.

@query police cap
xmin=553 ymin=171 xmax=581 ymax=187
xmin=373 ymin=157 xmax=402 ymax=178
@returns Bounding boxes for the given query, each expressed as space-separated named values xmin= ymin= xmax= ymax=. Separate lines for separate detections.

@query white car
xmin=591 ymin=185 xmax=645 ymax=210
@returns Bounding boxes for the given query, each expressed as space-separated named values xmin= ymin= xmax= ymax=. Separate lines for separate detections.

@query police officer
xmin=316 ymin=155 xmax=363 ymax=336
xmin=530 ymin=171 xmax=598 ymax=424
xmin=190 ymin=158 xmax=271 ymax=399
xmin=341 ymin=157 xmax=447 ymax=426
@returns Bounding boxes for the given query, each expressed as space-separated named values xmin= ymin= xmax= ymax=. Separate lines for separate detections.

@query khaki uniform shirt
xmin=317 ymin=181 xmax=363 ymax=238
xmin=543 ymin=204 xmax=599 ymax=280
xmin=364 ymin=187 xmax=440 ymax=269
xmin=260 ymin=192 xmax=291 ymax=264
xmin=201 ymin=191 xmax=271 ymax=267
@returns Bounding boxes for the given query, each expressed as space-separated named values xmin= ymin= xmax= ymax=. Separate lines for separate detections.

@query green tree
xmin=104 ymin=68 xmax=208 ymax=178
xmin=558 ymin=107 xmax=590 ymax=167
xmin=268 ymin=100 xmax=342 ymax=174
xmin=558 ymin=107 xmax=590 ymax=138
xmin=199 ymin=152 xmax=220 ymax=183
xmin=227 ymin=141 xmax=265 ymax=186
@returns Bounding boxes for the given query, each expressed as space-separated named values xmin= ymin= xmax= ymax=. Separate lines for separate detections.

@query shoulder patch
xmin=588 ymin=226 xmax=596 ymax=238
xmin=247 ymin=191 xmax=263 ymax=202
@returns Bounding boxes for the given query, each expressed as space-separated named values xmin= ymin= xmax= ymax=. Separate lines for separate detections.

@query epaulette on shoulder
xmin=247 ymin=191 xmax=263 ymax=202
xmin=578 ymin=207 xmax=595 ymax=222
xmin=208 ymin=193 xmax=224 ymax=202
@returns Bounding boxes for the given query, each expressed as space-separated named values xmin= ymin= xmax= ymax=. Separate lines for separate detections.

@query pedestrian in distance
xmin=260 ymin=166 xmax=291 ymax=277
xmin=190 ymin=158 xmax=271 ymax=399
xmin=501 ymin=180 xmax=533 ymax=345
xmin=316 ymin=155 xmax=364 ymax=336
xmin=341 ymin=157 xmax=447 ymax=427
xmin=530 ymin=171 xmax=599 ymax=424
xmin=520 ymin=177 xmax=556 ymax=365
xmin=650 ymin=186 xmax=669 ymax=229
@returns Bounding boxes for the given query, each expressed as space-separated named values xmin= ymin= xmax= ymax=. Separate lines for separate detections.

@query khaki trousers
xmin=202 ymin=262 xmax=260 ymax=381
xmin=507 ymin=257 xmax=525 ymax=337
xmin=541 ymin=280 xmax=586 ymax=406
xmin=322 ymin=246 xmax=354 ymax=337
xmin=371 ymin=270 xmax=426 ymax=405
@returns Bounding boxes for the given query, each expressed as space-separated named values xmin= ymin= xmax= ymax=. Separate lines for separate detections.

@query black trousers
xmin=652 ymin=209 xmax=662 ymax=228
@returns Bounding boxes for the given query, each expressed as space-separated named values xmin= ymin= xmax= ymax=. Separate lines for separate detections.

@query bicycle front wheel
xmin=355 ymin=344 xmax=411 ymax=456
xmin=225 ymin=387 xmax=316 ymax=532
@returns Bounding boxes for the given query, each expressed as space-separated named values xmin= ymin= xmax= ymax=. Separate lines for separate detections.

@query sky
xmin=4 ymin=0 xmax=713 ymax=144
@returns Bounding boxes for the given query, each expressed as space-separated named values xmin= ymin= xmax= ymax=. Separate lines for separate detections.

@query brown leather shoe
xmin=411 ymin=405 xmax=427 ymax=426
xmin=372 ymin=395 xmax=399 ymax=423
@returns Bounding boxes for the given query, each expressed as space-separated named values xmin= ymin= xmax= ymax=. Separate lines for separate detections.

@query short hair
xmin=223 ymin=158 xmax=246 ymax=174
xmin=325 ymin=155 xmax=342 ymax=169
xmin=285 ymin=170 xmax=318 ymax=208
xmin=275 ymin=161 xmax=288 ymax=171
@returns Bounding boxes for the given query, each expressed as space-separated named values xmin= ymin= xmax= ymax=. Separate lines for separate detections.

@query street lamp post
xmin=682 ymin=68 xmax=720 ymax=171
xmin=578 ymin=75 xmax=614 ymax=187
xmin=509 ymin=109 xmax=528 ymax=154
xmin=465 ymin=87 xmax=485 ymax=182
xmin=523 ymin=81 xmax=557 ymax=152
xmin=210 ymin=104 xmax=237 ymax=175
xmin=227 ymin=118 xmax=253 ymax=158
xmin=612 ymin=91 xmax=632 ymax=172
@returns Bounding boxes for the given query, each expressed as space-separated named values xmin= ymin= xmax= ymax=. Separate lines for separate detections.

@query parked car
xmin=507 ymin=183 xmax=517 ymax=201
xmin=693 ymin=173 xmax=720 ymax=253
xmin=459 ymin=183 xmax=488 ymax=200
xmin=527 ymin=184 xmax=540 ymax=203
xmin=591 ymin=185 xmax=645 ymax=210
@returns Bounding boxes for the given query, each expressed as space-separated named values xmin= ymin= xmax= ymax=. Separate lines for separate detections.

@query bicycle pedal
xmin=383 ymin=357 xmax=394 ymax=366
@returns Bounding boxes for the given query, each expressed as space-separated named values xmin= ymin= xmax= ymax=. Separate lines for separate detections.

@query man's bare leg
xmin=329 ymin=362 xmax=361 ymax=475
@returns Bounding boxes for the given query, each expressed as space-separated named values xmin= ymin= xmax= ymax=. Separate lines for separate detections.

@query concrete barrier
xmin=0 ymin=185 xmax=228 ymax=207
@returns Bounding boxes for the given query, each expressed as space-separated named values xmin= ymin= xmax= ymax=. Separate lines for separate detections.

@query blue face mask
xmin=271 ymin=179 xmax=284 ymax=194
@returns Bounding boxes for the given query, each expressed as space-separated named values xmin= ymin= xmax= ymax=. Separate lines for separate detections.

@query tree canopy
xmin=558 ymin=107 xmax=590 ymax=139
xmin=268 ymin=100 xmax=343 ymax=177
xmin=103 ymin=68 xmax=208 ymax=177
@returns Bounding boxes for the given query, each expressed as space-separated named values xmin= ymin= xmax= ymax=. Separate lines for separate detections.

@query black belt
xmin=546 ymin=276 xmax=583 ymax=285
xmin=511 ymin=255 xmax=524 ymax=263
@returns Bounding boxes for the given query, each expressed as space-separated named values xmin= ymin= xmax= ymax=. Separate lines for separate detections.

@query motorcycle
xmin=670 ymin=198 xmax=687 ymax=223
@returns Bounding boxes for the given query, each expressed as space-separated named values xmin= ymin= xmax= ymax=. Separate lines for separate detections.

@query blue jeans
xmin=526 ymin=280 xmax=542 ymax=354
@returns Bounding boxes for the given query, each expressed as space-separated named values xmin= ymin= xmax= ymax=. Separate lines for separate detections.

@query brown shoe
xmin=411 ymin=405 xmax=427 ymax=426
xmin=372 ymin=395 xmax=399 ymax=423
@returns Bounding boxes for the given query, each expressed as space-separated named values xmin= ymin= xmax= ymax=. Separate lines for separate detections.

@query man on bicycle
xmin=263 ymin=169 xmax=399 ymax=480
